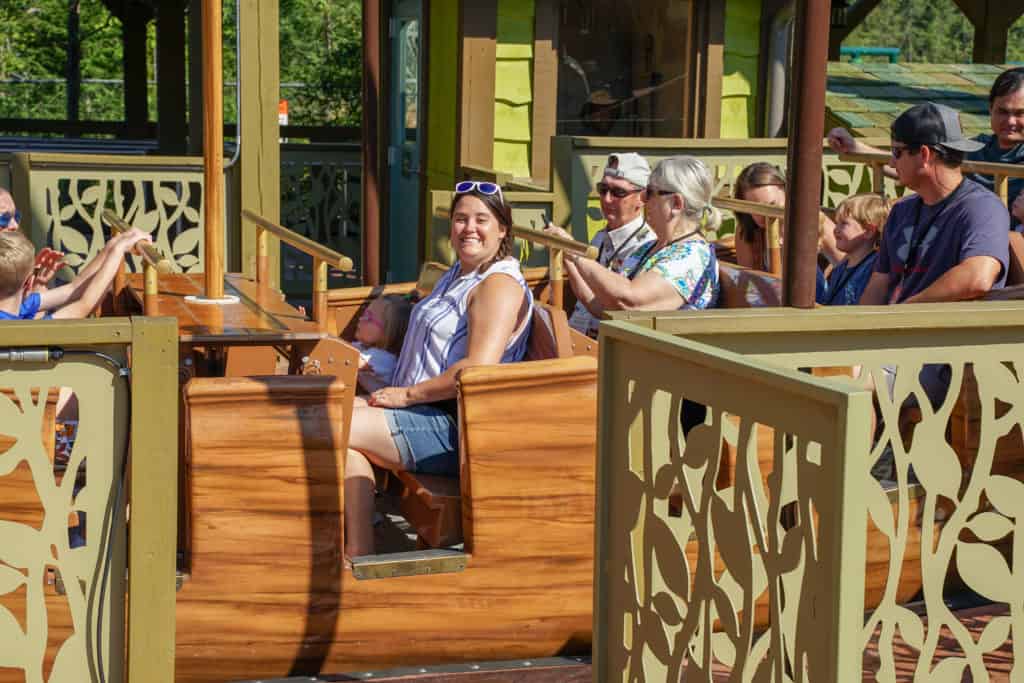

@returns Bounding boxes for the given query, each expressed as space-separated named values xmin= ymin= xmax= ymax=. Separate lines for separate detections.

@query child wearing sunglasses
xmin=351 ymin=293 xmax=416 ymax=393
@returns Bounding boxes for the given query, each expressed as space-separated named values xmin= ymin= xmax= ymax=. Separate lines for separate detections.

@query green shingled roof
xmin=825 ymin=62 xmax=1006 ymax=139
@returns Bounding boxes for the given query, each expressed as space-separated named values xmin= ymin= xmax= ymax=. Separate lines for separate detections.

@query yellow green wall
xmin=493 ymin=0 xmax=534 ymax=177
xmin=424 ymin=0 xmax=459 ymax=261
xmin=722 ymin=0 xmax=761 ymax=138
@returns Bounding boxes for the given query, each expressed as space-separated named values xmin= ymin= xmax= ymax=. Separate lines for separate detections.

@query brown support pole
xmin=362 ymin=0 xmax=382 ymax=286
xmin=202 ymin=0 xmax=224 ymax=298
xmin=157 ymin=0 xmax=188 ymax=155
xmin=783 ymin=0 xmax=830 ymax=308
xmin=122 ymin=4 xmax=150 ymax=139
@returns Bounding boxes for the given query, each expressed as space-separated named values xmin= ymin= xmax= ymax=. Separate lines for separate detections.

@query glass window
xmin=557 ymin=0 xmax=692 ymax=137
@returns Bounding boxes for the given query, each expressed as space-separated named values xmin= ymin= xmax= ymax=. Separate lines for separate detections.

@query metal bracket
xmin=350 ymin=549 xmax=468 ymax=580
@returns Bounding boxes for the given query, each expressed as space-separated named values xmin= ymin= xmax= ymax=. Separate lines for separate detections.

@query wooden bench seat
xmin=397 ymin=301 xmax=582 ymax=549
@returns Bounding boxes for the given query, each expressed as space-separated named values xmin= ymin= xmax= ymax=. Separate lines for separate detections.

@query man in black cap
xmin=859 ymin=102 xmax=1008 ymax=306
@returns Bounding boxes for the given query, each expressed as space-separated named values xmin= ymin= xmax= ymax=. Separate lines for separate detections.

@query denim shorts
xmin=384 ymin=404 xmax=459 ymax=476
xmin=881 ymin=363 xmax=953 ymax=409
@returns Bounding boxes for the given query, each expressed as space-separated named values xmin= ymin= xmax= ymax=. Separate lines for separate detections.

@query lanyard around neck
xmin=627 ymin=228 xmax=703 ymax=281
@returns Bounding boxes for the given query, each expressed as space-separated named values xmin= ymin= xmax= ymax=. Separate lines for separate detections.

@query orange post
xmin=143 ymin=261 xmax=159 ymax=316
xmin=312 ymin=257 xmax=328 ymax=330
xmin=550 ymin=249 xmax=564 ymax=309
xmin=256 ymin=226 xmax=269 ymax=286
xmin=202 ymin=0 xmax=224 ymax=299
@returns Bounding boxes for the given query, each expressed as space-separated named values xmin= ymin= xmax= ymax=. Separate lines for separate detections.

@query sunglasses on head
xmin=454 ymin=180 xmax=504 ymax=203
xmin=0 ymin=210 xmax=21 ymax=228
xmin=596 ymin=182 xmax=642 ymax=199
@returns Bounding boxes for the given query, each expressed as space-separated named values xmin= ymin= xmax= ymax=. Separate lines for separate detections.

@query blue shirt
xmin=0 ymin=293 xmax=48 ymax=320
xmin=819 ymin=252 xmax=878 ymax=306
xmin=967 ymin=133 xmax=1024 ymax=229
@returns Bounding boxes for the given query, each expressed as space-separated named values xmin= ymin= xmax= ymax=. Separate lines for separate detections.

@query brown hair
xmin=734 ymin=162 xmax=786 ymax=243
xmin=449 ymin=187 xmax=515 ymax=272
xmin=372 ymin=293 xmax=416 ymax=355
xmin=835 ymin=193 xmax=893 ymax=243
xmin=0 ymin=230 xmax=35 ymax=298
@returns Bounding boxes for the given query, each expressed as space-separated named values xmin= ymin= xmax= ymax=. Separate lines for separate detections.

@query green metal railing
xmin=0 ymin=317 xmax=177 ymax=683
xmin=596 ymin=304 xmax=1024 ymax=681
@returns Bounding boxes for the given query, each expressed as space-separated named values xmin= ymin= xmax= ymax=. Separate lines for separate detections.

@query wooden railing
xmin=433 ymin=206 xmax=596 ymax=308
xmin=712 ymin=196 xmax=785 ymax=275
xmin=101 ymin=209 xmax=174 ymax=316
xmin=838 ymin=150 xmax=1024 ymax=204
xmin=241 ymin=209 xmax=354 ymax=329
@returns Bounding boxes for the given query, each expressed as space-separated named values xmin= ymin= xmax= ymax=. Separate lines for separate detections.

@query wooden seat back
xmin=526 ymin=302 xmax=575 ymax=361
xmin=717 ymin=261 xmax=783 ymax=308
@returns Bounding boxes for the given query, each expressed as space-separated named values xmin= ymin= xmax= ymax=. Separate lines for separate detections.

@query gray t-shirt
xmin=876 ymin=178 xmax=1008 ymax=303
xmin=967 ymin=133 xmax=1024 ymax=229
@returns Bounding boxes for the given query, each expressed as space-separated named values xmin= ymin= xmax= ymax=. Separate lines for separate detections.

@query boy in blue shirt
xmin=819 ymin=193 xmax=892 ymax=305
xmin=0 ymin=228 xmax=151 ymax=320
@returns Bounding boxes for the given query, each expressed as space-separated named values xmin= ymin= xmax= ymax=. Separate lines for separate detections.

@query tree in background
xmin=0 ymin=0 xmax=361 ymax=128
xmin=846 ymin=0 xmax=1024 ymax=63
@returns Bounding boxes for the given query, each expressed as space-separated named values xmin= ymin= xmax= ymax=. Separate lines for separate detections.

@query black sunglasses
xmin=0 ymin=210 xmax=21 ymax=228
xmin=596 ymin=182 xmax=642 ymax=199
xmin=891 ymin=144 xmax=921 ymax=160
xmin=644 ymin=185 xmax=674 ymax=198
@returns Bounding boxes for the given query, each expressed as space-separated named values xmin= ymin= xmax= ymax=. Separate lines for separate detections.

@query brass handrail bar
xmin=433 ymin=207 xmax=596 ymax=309
xmin=101 ymin=209 xmax=173 ymax=316
xmin=838 ymin=150 xmax=1024 ymax=204
xmin=101 ymin=209 xmax=174 ymax=274
xmin=711 ymin=196 xmax=783 ymax=276
xmin=241 ymin=209 xmax=355 ymax=330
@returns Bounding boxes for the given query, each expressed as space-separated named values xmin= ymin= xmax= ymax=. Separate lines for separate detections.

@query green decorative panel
xmin=493 ymin=0 xmax=535 ymax=179
xmin=553 ymin=137 xmax=906 ymax=242
xmin=18 ymin=155 xmax=205 ymax=276
xmin=597 ymin=307 xmax=1024 ymax=681
xmin=0 ymin=350 xmax=129 ymax=682
xmin=279 ymin=144 xmax=363 ymax=291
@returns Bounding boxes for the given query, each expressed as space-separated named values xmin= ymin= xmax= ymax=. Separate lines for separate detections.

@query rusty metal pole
xmin=361 ymin=0 xmax=382 ymax=286
xmin=783 ymin=0 xmax=831 ymax=308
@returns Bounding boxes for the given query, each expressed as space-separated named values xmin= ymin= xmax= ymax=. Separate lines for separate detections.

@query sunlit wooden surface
xmin=126 ymin=273 xmax=323 ymax=343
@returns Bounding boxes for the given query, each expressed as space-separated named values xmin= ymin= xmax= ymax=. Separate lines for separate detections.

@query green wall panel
xmin=493 ymin=0 xmax=535 ymax=177
xmin=722 ymin=0 xmax=761 ymax=138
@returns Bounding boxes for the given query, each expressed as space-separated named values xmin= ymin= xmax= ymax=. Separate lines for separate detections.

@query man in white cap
xmin=547 ymin=152 xmax=654 ymax=338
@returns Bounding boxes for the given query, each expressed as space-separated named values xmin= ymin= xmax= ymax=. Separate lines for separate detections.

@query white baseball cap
xmin=603 ymin=153 xmax=651 ymax=189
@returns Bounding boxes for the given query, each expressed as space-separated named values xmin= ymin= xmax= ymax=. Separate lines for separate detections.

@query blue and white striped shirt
xmin=392 ymin=258 xmax=533 ymax=388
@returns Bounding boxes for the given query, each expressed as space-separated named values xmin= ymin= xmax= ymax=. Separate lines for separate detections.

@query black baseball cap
xmin=891 ymin=102 xmax=984 ymax=153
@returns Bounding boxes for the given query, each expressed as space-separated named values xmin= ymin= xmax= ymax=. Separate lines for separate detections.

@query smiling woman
xmin=342 ymin=182 xmax=533 ymax=558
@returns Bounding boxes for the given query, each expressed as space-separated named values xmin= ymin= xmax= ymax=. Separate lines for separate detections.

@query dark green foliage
xmin=846 ymin=0 xmax=1024 ymax=64
xmin=0 ymin=0 xmax=361 ymax=126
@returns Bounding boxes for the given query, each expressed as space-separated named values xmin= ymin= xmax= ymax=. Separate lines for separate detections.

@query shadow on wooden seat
xmin=397 ymin=301 xmax=582 ymax=549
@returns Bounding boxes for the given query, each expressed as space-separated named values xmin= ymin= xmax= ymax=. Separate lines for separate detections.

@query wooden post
xmin=202 ymin=0 xmax=224 ymax=299
xmin=550 ymin=249 xmax=564 ymax=309
xmin=144 ymin=261 xmax=159 ymax=316
xmin=312 ymin=257 xmax=328 ymax=330
xmin=782 ymin=0 xmax=829 ymax=308
xmin=871 ymin=161 xmax=885 ymax=196
xmin=156 ymin=0 xmax=187 ymax=155
xmin=767 ymin=217 xmax=783 ymax=276
xmin=256 ymin=226 xmax=269 ymax=286
xmin=995 ymin=173 xmax=1009 ymax=205
xmin=362 ymin=0 xmax=383 ymax=285
xmin=113 ymin=261 xmax=127 ymax=315
xmin=122 ymin=3 xmax=151 ymax=139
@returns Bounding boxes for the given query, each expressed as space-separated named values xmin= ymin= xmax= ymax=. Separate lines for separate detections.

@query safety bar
xmin=433 ymin=207 xmax=597 ymax=308
xmin=838 ymin=151 xmax=1024 ymax=205
xmin=101 ymin=209 xmax=173 ymax=316
xmin=712 ymin=196 xmax=784 ymax=276
xmin=241 ymin=209 xmax=354 ymax=330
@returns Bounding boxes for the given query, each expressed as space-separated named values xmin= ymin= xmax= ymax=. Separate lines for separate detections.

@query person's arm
xmin=1012 ymin=191 xmax=1024 ymax=225
xmin=567 ymin=252 xmax=683 ymax=311
xmin=826 ymin=127 xmax=897 ymax=179
xmin=562 ymin=255 xmax=604 ymax=317
xmin=38 ymin=230 xmax=141 ymax=311
xmin=50 ymin=230 xmax=152 ymax=319
xmin=368 ymin=273 xmax=526 ymax=408
xmin=902 ymin=255 xmax=1003 ymax=303
xmin=818 ymin=213 xmax=843 ymax=267
xmin=858 ymin=271 xmax=891 ymax=305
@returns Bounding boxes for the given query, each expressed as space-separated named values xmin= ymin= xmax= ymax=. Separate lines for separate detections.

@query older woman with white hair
xmin=547 ymin=155 xmax=720 ymax=314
